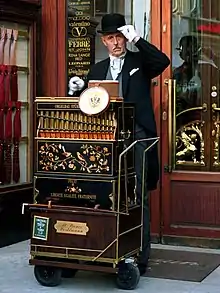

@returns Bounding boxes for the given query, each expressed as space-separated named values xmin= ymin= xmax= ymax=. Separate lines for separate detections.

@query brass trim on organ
xmin=35 ymin=97 xmax=124 ymax=103
xmin=30 ymin=248 xmax=140 ymax=264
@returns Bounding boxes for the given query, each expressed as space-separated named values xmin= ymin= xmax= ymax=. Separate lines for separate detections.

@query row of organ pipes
xmin=37 ymin=110 xmax=117 ymax=140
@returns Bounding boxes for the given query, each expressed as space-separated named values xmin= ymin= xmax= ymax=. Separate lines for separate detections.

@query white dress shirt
xmin=109 ymin=52 xmax=126 ymax=80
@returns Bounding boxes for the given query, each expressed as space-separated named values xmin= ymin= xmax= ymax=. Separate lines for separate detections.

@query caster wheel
xmin=62 ymin=268 xmax=78 ymax=278
xmin=34 ymin=265 xmax=62 ymax=287
xmin=116 ymin=262 xmax=140 ymax=290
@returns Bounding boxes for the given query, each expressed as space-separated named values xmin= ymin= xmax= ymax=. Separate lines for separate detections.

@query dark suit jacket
xmin=81 ymin=38 xmax=170 ymax=190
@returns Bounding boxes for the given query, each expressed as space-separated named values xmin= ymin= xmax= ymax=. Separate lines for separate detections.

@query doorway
xmin=157 ymin=0 xmax=220 ymax=247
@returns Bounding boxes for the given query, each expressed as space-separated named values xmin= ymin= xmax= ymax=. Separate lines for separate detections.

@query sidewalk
xmin=0 ymin=240 xmax=219 ymax=293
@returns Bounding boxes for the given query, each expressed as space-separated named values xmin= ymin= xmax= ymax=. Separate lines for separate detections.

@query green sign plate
xmin=32 ymin=216 xmax=49 ymax=241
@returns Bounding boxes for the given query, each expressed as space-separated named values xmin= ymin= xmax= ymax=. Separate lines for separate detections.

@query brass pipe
xmin=39 ymin=111 xmax=44 ymax=137
xmin=45 ymin=111 xmax=50 ymax=137
xmin=50 ymin=111 xmax=55 ymax=138
xmin=55 ymin=111 xmax=60 ymax=138
xmin=60 ymin=111 xmax=65 ymax=138
xmin=165 ymin=79 xmax=173 ymax=171
xmin=65 ymin=112 xmax=70 ymax=138
xmin=172 ymin=80 xmax=176 ymax=169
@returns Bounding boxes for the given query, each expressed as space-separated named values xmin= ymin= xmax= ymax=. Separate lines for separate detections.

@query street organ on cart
xmin=24 ymin=81 xmax=144 ymax=290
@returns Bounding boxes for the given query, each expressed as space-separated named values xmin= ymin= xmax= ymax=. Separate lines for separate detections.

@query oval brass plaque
xmin=54 ymin=220 xmax=89 ymax=236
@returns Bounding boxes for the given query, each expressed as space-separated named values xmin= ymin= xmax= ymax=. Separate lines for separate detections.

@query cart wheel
xmin=116 ymin=262 xmax=140 ymax=290
xmin=62 ymin=268 xmax=78 ymax=278
xmin=34 ymin=265 xmax=62 ymax=287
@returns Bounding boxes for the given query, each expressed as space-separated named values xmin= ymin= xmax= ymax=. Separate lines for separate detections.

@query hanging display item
xmin=0 ymin=27 xmax=21 ymax=185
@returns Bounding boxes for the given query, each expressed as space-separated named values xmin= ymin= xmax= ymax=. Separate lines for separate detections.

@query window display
xmin=0 ymin=22 xmax=31 ymax=186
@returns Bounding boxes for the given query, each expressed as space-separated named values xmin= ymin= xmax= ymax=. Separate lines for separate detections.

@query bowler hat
xmin=97 ymin=13 xmax=126 ymax=34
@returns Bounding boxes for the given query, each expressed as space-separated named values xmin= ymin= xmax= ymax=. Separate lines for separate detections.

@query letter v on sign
xmin=72 ymin=27 xmax=87 ymax=37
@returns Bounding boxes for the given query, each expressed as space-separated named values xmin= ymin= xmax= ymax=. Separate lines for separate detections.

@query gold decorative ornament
xmin=175 ymin=121 xmax=205 ymax=165
xmin=38 ymin=143 xmax=111 ymax=173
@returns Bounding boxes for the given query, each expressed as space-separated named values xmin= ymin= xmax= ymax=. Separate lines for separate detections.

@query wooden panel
xmin=40 ymin=0 xmax=67 ymax=96
xmin=41 ymin=0 xmax=58 ymax=96
xmin=171 ymin=181 xmax=220 ymax=226
xmin=171 ymin=171 xmax=220 ymax=182
xmin=31 ymin=210 xmax=117 ymax=258
xmin=149 ymin=0 xmax=162 ymax=240
xmin=119 ymin=207 xmax=141 ymax=257
xmin=160 ymin=0 xmax=172 ymax=233
xmin=57 ymin=0 xmax=67 ymax=96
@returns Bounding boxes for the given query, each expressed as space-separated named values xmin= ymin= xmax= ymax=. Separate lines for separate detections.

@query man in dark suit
xmin=69 ymin=13 xmax=170 ymax=275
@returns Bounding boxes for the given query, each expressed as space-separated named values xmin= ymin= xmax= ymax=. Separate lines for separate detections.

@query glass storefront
xmin=171 ymin=0 xmax=220 ymax=171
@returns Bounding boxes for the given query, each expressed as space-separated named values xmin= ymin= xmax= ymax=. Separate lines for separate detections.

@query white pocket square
xmin=129 ymin=68 xmax=139 ymax=76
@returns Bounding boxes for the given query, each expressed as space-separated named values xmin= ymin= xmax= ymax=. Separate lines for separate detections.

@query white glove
xmin=68 ymin=76 xmax=85 ymax=95
xmin=118 ymin=25 xmax=140 ymax=43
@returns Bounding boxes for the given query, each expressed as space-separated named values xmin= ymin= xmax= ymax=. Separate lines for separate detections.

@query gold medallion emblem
xmin=79 ymin=86 xmax=110 ymax=115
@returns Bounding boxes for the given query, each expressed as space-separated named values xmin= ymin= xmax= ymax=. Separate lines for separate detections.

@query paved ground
xmin=0 ymin=241 xmax=220 ymax=292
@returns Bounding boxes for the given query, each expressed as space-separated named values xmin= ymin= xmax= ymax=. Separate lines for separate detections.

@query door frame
xmin=149 ymin=0 xmax=163 ymax=243
xmin=158 ymin=0 xmax=220 ymax=247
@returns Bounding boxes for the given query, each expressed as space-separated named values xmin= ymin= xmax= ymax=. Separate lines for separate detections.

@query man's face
xmin=101 ymin=32 xmax=127 ymax=57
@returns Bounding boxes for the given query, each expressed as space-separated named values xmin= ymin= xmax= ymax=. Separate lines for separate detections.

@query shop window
xmin=0 ymin=22 xmax=32 ymax=187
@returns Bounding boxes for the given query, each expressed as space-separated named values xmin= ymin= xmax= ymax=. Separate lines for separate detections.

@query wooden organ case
xmin=34 ymin=84 xmax=136 ymax=211
xmin=27 ymin=82 xmax=143 ymax=290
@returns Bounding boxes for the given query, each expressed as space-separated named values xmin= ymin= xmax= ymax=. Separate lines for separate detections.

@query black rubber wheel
xmin=62 ymin=268 xmax=78 ymax=278
xmin=34 ymin=265 xmax=62 ymax=287
xmin=116 ymin=262 xmax=140 ymax=290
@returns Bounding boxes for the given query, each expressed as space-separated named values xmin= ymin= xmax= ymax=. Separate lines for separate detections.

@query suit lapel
xmin=122 ymin=51 xmax=137 ymax=97
xmin=94 ymin=58 xmax=110 ymax=80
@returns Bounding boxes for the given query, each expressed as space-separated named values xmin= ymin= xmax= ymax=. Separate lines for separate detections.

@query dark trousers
xmin=134 ymin=125 xmax=151 ymax=266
